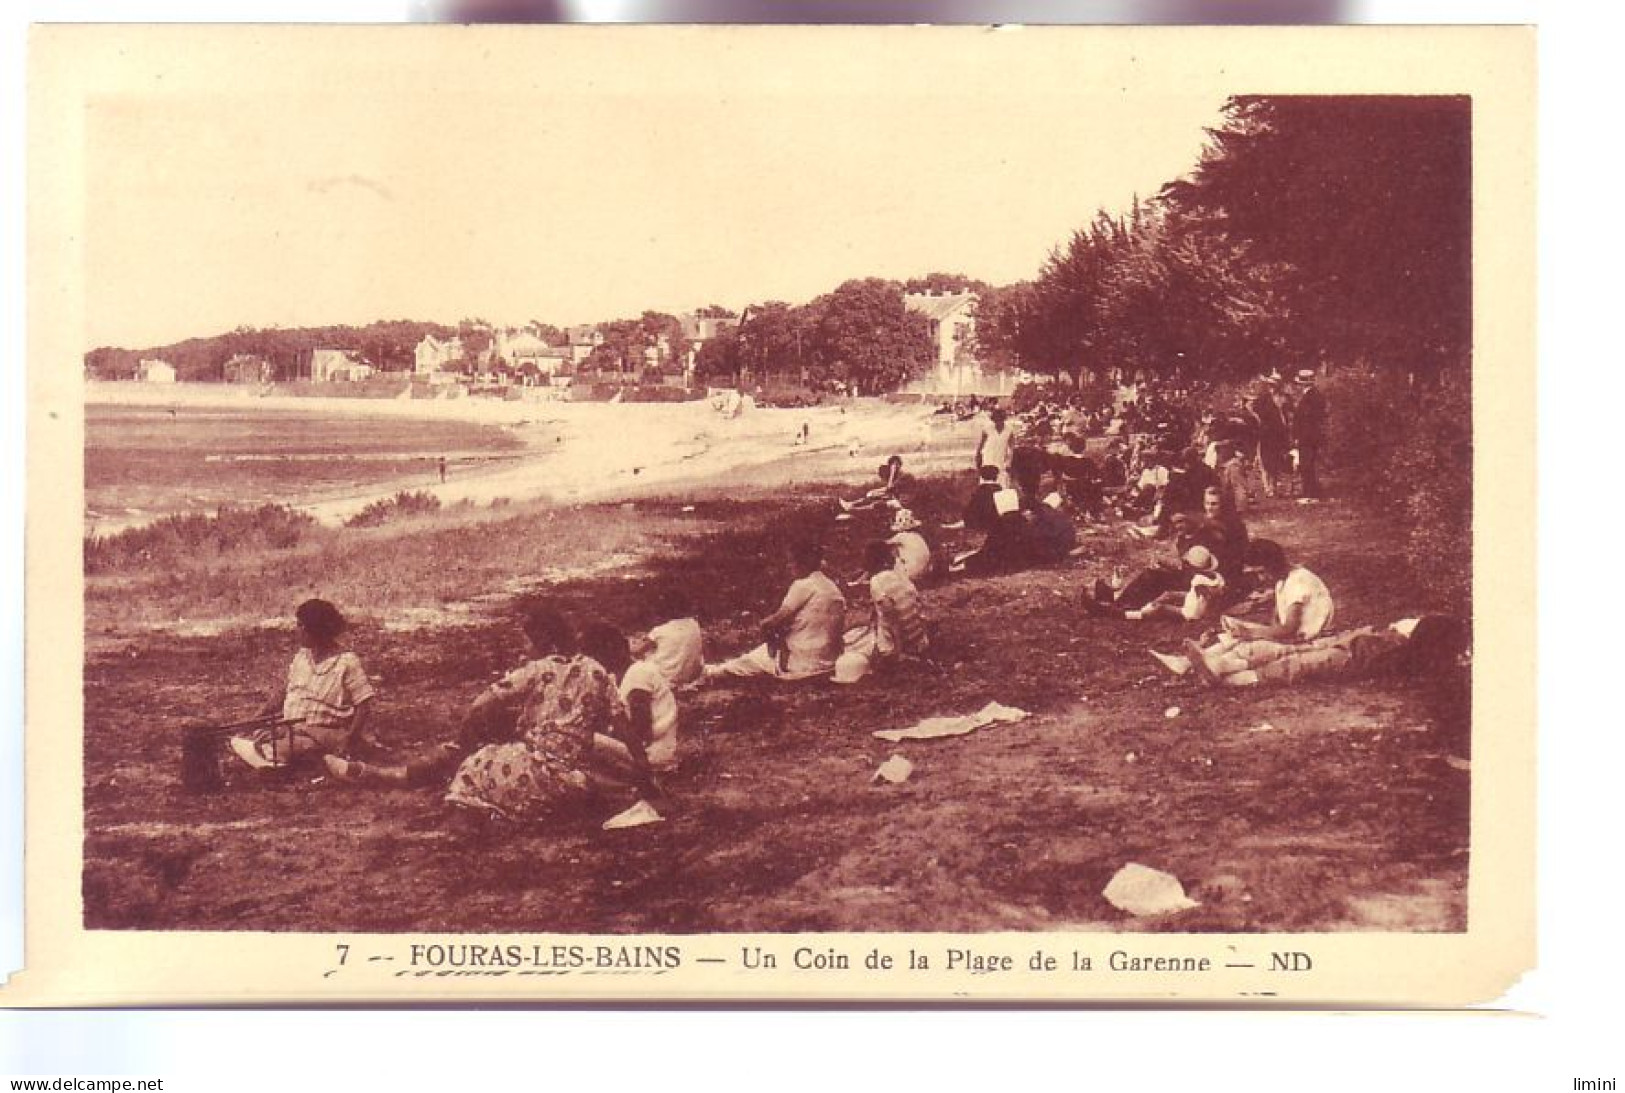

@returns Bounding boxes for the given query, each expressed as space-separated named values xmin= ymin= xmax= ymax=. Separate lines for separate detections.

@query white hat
xmin=833 ymin=650 xmax=871 ymax=685
xmin=1181 ymin=545 xmax=1218 ymax=573
xmin=1295 ymin=368 xmax=1317 ymax=384
xmin=891 ymin=508 xmax=922 ymax=532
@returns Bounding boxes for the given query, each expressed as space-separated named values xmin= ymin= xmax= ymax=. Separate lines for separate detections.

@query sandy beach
xmin=86 ymin=382 xmax=979 ymax=532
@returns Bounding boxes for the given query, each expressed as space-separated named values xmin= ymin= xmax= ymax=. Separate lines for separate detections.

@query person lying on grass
xmin=1165 ymin=615 xmax=1466 ymax=688
xmin=1148 ymin=540 xmax=1335 ymax=683
xmin=837 ymin=454 xmax=907 ymax=514
xmin=833 ymin=539 xmax=930 ymax=685
xmin=228 ymin=598 xmax=375 ymax=772
xmin=326 ymin=606 xmax=653 ymax=816
xmin=702 ymin=537 xmax=846 ymax=683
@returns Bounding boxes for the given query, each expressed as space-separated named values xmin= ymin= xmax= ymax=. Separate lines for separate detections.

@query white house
xmin=137 ymin=358 xmax=177 ymax=384
xmin=903 ymin=291 xmax=1001 ymax=396
xmin=309 ymin=348 xmax=371 ymax=382
xmin=414 ymin=335 xmax=465 ymax=375
xmin=494 ymin=330 xmax=551 ymax=369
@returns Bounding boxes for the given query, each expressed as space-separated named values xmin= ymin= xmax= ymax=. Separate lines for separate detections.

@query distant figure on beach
xmin=797 ymin=421 xmax=810 ymax=446
xmin=438 ymin=456 xmax=448 ymax=484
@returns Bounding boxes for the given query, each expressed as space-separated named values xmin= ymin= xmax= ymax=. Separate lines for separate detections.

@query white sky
xmin=76 ymin=27 xmax=1227 ymax=349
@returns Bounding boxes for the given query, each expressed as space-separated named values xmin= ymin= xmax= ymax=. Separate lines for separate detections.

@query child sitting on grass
xmin=578 ymin=622 xmax=680 ymax=780
xmin=638 ymin=586 xmax=704 ymax=690
xmin=885 ymin=508 xmax=935 ymax=584
xmin=834 ymin=539 xmax=930 ymax=685
xmin=1117 ymin=545 xmax=1227 ymax=623
xmin=229 ymin=598 xmax=376 ymax=771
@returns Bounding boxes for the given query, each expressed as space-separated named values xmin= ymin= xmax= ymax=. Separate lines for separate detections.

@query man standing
xmin=1290 ymin=368 xmax=1328 ymax=498
xmin=1249 ymin=374 xmax=1290 ymax=498
xmin=975 ymin=405 xmax=1018 ymax=488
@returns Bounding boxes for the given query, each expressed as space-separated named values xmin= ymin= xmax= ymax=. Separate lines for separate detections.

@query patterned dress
xmin=444 ymin=655 xmax=627 ymax=821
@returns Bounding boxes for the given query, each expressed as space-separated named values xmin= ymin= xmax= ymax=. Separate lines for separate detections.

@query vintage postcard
xmin=11 ymin=23 xmax=1533 ymax=1005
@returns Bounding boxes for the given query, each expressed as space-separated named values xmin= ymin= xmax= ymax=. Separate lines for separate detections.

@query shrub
xmin=1324 ymin=363 xmax=1472 ymax=613
xmin=344 ymin=490 xmax=443 ymax=529
xmin=85 ymin=504 xmax=316 ymax=573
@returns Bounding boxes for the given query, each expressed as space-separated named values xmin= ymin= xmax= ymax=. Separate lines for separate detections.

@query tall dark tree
xmin=803 ymin=279 xmax=933 ymax=395
xmin=1160 ymin=95 xmax=1472 ymax=378
xmin=735 ymin=301 xmax=810 ymax=382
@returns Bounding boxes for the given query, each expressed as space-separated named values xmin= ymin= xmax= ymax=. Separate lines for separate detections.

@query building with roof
xmin=566 ymin=325 xmax=605 ymax=364
xmin=414 ymin=334 xmax=466 ymax=375
xmin=902 ymin=291 xmax=1009 ymax=397
xmin=309 ymin=348 xmax=372 ymax=382
xmin=137 ymin=359 xmax=177 ymax=384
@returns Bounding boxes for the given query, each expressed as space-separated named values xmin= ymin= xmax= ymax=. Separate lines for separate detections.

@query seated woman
xmin=952 ymin=482 xmax=1032 ymax=576
xmin=834 ymin=540 xmax=930 ymax=685
xmin=838 ymin=454 xmax=906 ymax=513
xmin=1050 ymin=437 xmax=1104 ymax=519
xmin=325 ymin=606 xmax=649 ymax=812
xmin=229 ymin=598 xmax=376 ymax=771
xmin=886 ymin=508 xmax=935 ymax=585
xmin=703 ymin=538 xmax=847 ymax=682
xmin=942 ymin=464 xmax=1002 ymax=532
xmin=1029 ymin=492 xmax=1078 ymax=564
xmin=954 ymin=446 xmax=1057 ymax=578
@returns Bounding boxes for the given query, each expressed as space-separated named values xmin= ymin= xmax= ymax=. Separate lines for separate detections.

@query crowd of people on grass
xmin=216 ymin=366 xmax=1462 ymax=831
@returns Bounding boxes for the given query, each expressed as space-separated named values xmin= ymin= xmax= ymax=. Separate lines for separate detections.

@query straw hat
xmin=1182 ymin=545 xmax=1219 ymax=573
xmin=890 ymin=508 xmax=922 ymax=532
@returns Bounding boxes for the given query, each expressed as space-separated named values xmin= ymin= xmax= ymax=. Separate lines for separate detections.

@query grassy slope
xmin=82 ymin=477 xmax=1470 ymax=933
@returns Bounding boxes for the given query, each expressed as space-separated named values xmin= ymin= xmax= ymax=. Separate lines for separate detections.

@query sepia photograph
xmin=16 ymin=23 xmax=1534 ymax=1004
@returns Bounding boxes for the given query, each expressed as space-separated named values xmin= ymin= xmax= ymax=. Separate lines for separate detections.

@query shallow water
xmin=85 ymin=404 xmax=525 ymax=528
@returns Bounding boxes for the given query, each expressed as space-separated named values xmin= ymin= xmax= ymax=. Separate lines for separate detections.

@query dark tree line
xmin=977 ymin=95 xmax=1472 ymax=384
xmin=84 ymin=320 xmax=463 ymax=382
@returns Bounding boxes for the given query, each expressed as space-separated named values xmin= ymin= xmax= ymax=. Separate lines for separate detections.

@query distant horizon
xmin=80 ymin=27 xmax=1226 ymax=354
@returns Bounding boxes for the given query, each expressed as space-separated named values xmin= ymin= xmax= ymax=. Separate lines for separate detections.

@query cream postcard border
xmin=13 ymin=23 xmax=1535 ymax=1006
